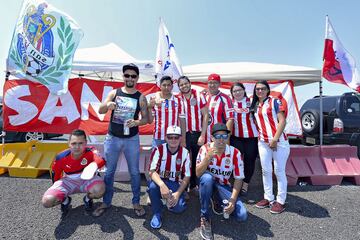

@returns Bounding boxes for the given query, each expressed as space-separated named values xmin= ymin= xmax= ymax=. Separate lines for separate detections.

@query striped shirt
xmin=196 ymin=144 xmax=244 ymax=186
xmin=149 ymin=143 xmax=191 ymax=182
xmin=254 ymin=96 xmax=287 ymax=143
xmin=179 ymin=89 xmax=207 ymax=132
xmin=205 ymin=92 xmax=234 ymax=142
xmin=151 ymin=94 xmax=185 ymax=140
xmin=233 ymin=97 xmax=258 ymax=138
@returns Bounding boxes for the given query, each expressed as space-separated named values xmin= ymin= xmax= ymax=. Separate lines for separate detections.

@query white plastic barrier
xmin=89 ymin=144 xmax=152 ymax=182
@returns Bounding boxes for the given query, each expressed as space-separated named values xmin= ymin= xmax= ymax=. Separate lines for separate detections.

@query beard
xmin=125 ymin=81 xmax=135 ymax=88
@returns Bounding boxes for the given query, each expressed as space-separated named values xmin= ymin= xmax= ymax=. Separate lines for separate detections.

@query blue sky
xmin=1 ymin=0 xmax=359 ymax=106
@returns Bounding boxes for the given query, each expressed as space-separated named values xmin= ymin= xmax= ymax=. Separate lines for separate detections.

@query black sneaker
xmin=83 ymin=195 xmax=93 ymax=211
xmin=61 ymin=196 xmax=72 ymax=216
xmin=210 ymin=198 xmax=222 ymax=215
xmin=200 ymin=217 xmax=213 ymax=240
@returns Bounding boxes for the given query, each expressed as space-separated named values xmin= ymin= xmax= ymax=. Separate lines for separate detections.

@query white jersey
xmin=254 ymin=96 xmax=287 ymax=143
xmin=151 ymin=94 xmax=185 ymax=140
xmin=179 ymin=89 xmax=207 ymax=132
xmin=149 ymin=143 xmax=191 ymax=182
xmin=233 ymin=97 xmax=258 ymax=138
xmin=196 ymin=144 xmax=244 ymax=186
xmin=205 ymin=92 xmax=234 ymax=142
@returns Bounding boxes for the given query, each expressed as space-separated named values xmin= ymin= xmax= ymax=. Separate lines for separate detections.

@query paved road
xmin=0 ymin=164 xmax=359 ymax=240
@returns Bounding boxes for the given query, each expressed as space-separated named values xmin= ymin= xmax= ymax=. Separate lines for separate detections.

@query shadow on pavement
xmin=54 ymin=204 xmax=136 ymax=239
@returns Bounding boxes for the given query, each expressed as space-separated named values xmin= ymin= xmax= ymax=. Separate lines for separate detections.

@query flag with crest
xmin=7 ymin=0 xmax=83 ymax=95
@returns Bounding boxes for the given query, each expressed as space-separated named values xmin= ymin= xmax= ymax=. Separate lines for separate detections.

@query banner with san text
xmin=3 ymin=79 xmax=301 ymax=136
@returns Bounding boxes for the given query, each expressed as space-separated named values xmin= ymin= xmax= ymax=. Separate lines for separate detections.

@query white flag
xmin=323 ymin=16 xmax=360 ymax=92
xmin=7 ymin=0 xmax=83 ymax=95
xmin=155 ymin=18 xmax=183 ymax=92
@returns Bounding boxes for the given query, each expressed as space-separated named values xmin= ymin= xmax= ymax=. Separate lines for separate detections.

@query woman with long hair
xmin=250 ymin=80 xmax=290 ymax=214
xmin=230 ymin=82 xmax=258 ymax=196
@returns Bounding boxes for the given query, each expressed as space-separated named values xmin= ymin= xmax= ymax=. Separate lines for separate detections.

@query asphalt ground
xmin=1 ymin=157 xmax=359 ymax=240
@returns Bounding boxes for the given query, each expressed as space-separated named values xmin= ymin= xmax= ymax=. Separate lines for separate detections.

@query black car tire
xmin=301 ymin=110 xmax=320 ymax=135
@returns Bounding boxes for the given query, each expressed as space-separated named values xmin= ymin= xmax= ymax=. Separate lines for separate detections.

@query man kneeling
xmin=196 ymin=123 xmax=247 ymax=240
xmin=148 ymin=126 xmax=191 ymax=229
xmin=42 ymin=129 xmax=106 ymax=216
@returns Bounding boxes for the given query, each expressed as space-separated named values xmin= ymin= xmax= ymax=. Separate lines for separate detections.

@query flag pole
xmin=319 ymin=16 xmax=329 ymax=146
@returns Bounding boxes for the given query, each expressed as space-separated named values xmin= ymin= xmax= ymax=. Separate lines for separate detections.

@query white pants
xmin=258 ymin=140 xmax=290 ymax=205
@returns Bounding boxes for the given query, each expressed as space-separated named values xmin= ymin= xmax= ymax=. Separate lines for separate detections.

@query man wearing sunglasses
xmin=196 ymin=123 xmax=247 ymax=240
xmin=95 ymin=63 xmax=149 ymax=217
xmin=147 ymin=125 xmax=191 ymax=229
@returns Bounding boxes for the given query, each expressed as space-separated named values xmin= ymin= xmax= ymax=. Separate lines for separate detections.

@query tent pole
xmin=319 ymin=80 xmax=323 ymax=146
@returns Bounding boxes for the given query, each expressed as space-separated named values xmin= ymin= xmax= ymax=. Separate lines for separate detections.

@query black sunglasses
xmin=124 ymin=74 xmax=138 ymax=79
xmin=213 ymin=134 xmax=229 ymax=140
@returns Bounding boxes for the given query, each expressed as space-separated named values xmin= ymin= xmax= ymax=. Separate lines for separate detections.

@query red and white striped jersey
xmin=151 ymin=94 xmax=185 ymax=140
xmin=149 ymin=143 xmax=191 ymax=182
xmin=205 ymin=92 xmax=234 ymax=142
xmin=179 ymin=89 xmax=207 ymax=132
xmin=254 ymin=96 xmax=287 ymax=143
xmin=233 ymin=97 xmax=258 ymax=138
xmin=196 ymin=144 xmax=244 ymax=186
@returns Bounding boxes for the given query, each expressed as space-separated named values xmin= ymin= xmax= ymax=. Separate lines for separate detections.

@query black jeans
xmin=186 ymin=131 xmax=201 ymax=188
xmin=230 ymin=136 xmax=258 ymax=184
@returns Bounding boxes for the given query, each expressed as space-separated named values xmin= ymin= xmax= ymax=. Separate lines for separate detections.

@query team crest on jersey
xmin=224 ymin=158 xmax=231 ymax=165
xmin=246 ymin=101 xmax=251 ymax=107
xmin=190 ymin=98 xmax=197 ymax=106
xmin=80 ymin=158 xmax=88 ymax=165
xmin=176 ymin=158 xmax=182 ymax=165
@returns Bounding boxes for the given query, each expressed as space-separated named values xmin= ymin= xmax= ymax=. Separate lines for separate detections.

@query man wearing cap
xmin=177 ymin=75 xmax=209 ymax=192
xmin=94 ymin=63 xmax=149 ymax=217
xmin=204 ymin=73 xmax=234 ymax=143
xmin=148 ymin=75 xmax=186 ymax=148
xmin=147 ymin=125 xmax=191 ymax=229
xmin=196 ymin=123 xmax=247 ymax=240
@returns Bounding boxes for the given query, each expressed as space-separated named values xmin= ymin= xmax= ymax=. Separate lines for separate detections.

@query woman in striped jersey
xmin=250 ymin=80 xmax=290 ymax=214
xmin=230 ymin=83 xmax=259 ymax=196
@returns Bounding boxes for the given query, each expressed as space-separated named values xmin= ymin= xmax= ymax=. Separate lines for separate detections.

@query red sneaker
xmin=270 ymin=201 xmax=285 ymax=214
xmin=255 ymin=199 xmax=271 ymax=209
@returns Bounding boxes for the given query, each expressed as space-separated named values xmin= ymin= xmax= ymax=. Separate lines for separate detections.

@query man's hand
xmin=126 ymin=119 xmax=137 ymax=128
xmin=107 ymin=102 xmax=116 ymax=111
xmin=197 ymin=135 xmax=205 ymax=146
xmin=206 ymin=147 xmax=217 ymax=159
xmin=159 ymin=183 xmax=171 ymax=199
xmin=148 ymin=97 xmax=156 ymax=109
xmin=168 ymin=191 xmax=180 ymax=208
xmin=224 ymin=199 xmax=236 ymax=215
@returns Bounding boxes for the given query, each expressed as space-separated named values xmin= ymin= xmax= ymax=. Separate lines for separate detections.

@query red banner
xmin=3 ymin=78 xmax=301 ymax=136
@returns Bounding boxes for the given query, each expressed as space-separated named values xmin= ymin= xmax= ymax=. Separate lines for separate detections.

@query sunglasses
xmin=167 ymin=136 xmax=180 ymax=140
xmin=255 ymin=87 xmax=267 ymax=92
xmin=124 ymin=74 xmax=138 ymax=79
xmin=213 ymin=134 xmax=229 ymax=140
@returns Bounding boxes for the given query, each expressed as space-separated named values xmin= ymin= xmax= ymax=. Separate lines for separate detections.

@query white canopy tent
xmin=183 ymin=62 xmax=321 ymax=86
xmin=70 ymin=43 xmax=321 ymax=85
xmin=71 ymin=43 xmax=154 ymax=81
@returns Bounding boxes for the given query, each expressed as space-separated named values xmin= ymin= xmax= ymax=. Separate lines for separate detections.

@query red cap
xmin=208 ymin=73 xmax=221 ymax=82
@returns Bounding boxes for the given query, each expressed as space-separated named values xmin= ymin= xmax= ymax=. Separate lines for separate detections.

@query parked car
xmin=0 ymin=101 xmax=62 ymax=143
xmin=300 ymin=92 xmax=360 ymax=158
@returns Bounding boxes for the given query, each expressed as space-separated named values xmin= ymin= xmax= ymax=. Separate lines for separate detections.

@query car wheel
xmin=301 ymin=110 xmax=320 ymax=135
xmin=24 ymin=132 xmax=44 ymax=142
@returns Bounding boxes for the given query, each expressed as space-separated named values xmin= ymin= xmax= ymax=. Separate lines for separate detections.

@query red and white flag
xmin=322 ymin=16 xmax=360 ymax=92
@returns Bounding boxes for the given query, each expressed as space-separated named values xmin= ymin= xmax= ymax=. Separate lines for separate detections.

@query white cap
xmin=166 ymin=125 xmax=181 ymax=136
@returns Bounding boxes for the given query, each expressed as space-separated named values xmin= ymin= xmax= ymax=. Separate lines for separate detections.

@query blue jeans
xmin=103 ymin=133 xmax=141 ymax=205
xmin=199 ymin=172 xmax=247 ymax=221
xmin=152 ymin=139 xmax=166 ymax=148
xmin=147 ymin=179 xmax=187 ymax=216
